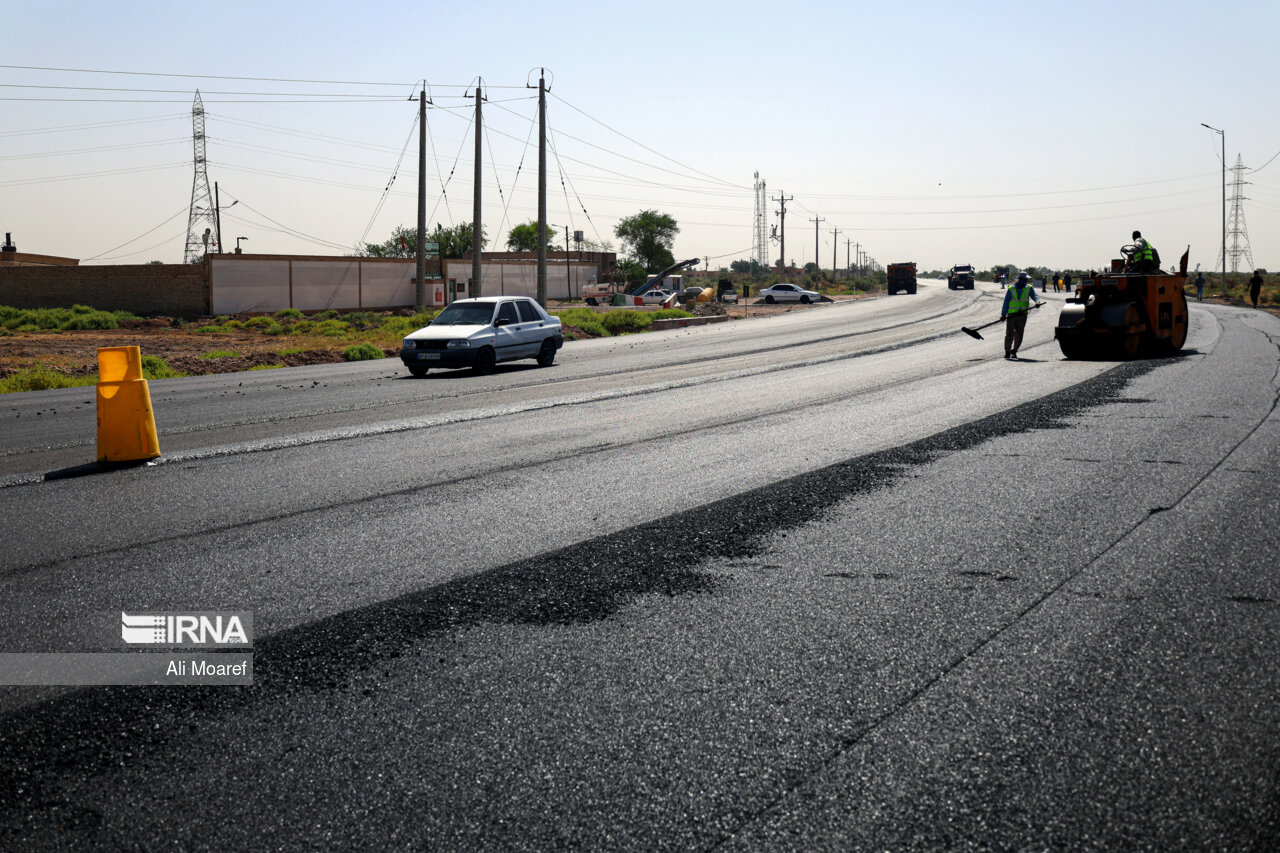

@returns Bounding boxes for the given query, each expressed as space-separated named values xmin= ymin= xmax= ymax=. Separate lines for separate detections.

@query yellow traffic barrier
xmin=96 ymin=346 xmax=161 ymax=463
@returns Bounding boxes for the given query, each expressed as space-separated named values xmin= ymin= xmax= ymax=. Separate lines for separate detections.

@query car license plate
xmin=417 ymin=352 xmax=440 ymax=360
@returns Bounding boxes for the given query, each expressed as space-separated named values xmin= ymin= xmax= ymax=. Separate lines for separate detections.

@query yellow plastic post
xmin=96 ymin=346 xmax=161 ymax=462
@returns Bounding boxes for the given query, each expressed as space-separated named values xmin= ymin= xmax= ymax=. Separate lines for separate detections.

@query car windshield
xmin=431 ymin=303 xmax=495 ymax=326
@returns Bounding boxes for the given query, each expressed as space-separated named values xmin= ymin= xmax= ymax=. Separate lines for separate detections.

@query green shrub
xmin=574 ymin=320 xmax=609 ymax=337
xmin=310 ymin=319 xmax=351 ymax=337
xmin=601 ymin=310 xmax=650 ymax=333
xmin=244 ymin=316 xmax=277 ymax=329
xmin=379 ymin=317 xmax=415 ymax=336
xmin=248 ymin=363 xmax=286 ymax=371
xmin=313 ymin=309 xmax=339 ymax=320
xmin=222 ymin=319 xmax=244 ymax=329
xmin=60 ymin=311 xmax=118 ymax=331
xmin=195 ymin=325 xmax=223 ymax=333
xmin=141 ymin=355 xmax=184 ymax=379
xmin=274 ymin=308 xmax=304 ymax=319
xmin=651 ymin=308 xmax=694 ymax=320
xmin=0 ymin=365 xmax=98 ymax=394
xmin=342 ymin=342 xmax=384 ymax=361
xmin=199 ymin=350 xmax=240 ymax=359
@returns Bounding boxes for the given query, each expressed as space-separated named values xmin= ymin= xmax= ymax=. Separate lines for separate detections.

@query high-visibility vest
xmin=1008 ymin=284 xmax=1031 ymax=313
xmin=1136 ymin=239 xmax=1155 ymax=262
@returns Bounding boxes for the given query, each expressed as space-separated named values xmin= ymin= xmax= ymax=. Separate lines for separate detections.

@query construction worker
xmin=1127 ymin=230 xmax=1158 ymax=273
xmin=1000 ymin=271 xmax=1043 ymax=359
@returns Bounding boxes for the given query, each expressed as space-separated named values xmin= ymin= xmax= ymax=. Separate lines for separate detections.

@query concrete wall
xmin=0 ymin=263 xmax=207 ymax=316
xmin=444 ymin=260 xmax=598 ymax=300
xmin=209 ymin=255 xmax=441 ymax=315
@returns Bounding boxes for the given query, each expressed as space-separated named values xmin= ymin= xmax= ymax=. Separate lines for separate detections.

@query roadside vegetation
xmin=0 ymin=303 xmax=699 ymax=393
xmin=0 ymin=353 xmax=185 ymax=393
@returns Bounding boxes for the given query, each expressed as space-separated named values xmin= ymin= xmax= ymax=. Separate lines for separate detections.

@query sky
xmin=2 ymin=0 xmax=1278 ymax=275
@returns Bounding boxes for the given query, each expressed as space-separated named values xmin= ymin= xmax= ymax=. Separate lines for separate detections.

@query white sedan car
xmin=758 ymin=283 xmax=820 ymax=304
xmin=400 ymin=296 xmax=563 ymax=376
xmin=637 ymin=289 xmax=674 ymax=305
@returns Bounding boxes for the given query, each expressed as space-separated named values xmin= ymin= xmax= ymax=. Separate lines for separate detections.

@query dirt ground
xmin=0 ymin=318 xmax=379 ymax=378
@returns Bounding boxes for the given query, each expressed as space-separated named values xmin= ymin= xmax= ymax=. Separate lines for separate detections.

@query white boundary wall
xmin=443 ymin=261 xmax=598 ymax=301
xmin=210 ymin=256 xmax=441 ymax=315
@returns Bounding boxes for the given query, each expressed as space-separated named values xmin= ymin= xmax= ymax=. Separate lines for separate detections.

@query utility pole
xmin=771 ymin=192 xmax=792 ymax=272
xmin=831 ymin=227 xmax=839 ymax=281
xmin=1201 ymin=123 xmax=1226 ymax=289
xmin=472 ymin=81 xmax=484 ymax=298
xmin=810 ymin=217 xmax=824 ymax=273
xmin=416 ymin=86 xmax=427 ymax=309
xmin=846 ymin=238 xmax=851 ymax=274
xmin=536 ymin=71 xmax=547 ymax=307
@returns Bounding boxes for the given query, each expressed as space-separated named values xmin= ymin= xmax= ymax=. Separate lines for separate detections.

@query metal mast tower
xmin=1225 ymin=154 xmax=1254 ymax=273
xmin=753 ymin=172 xmax=768 ymax=268
xmin=183 ymin=91 xmax=217 ymax=263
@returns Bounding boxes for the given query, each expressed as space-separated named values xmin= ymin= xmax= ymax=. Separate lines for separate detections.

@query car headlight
xmin=402 ymin=338 xmax=416 ymax=349
xmin=446 ymin=339 xmax=471 ymax=349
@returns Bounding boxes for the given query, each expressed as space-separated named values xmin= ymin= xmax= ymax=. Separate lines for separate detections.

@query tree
xmin=614 ymin=210 xmax=679 ymax=272
xmin=359 ymin=224 xmax=417 ymax=258
xmin=432 ymin=222 xmax=485 ymax=258
xmin=359 ymin=222 xmax=487 ymax=259
xmin=506 ymin=221 xmax=540 ymax=252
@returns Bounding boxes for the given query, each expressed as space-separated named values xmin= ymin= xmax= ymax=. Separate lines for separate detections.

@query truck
xmin=947 ymin=264 xmax=975 ymax=290
xmin=886 ymin=262 xmax=917 ymax=295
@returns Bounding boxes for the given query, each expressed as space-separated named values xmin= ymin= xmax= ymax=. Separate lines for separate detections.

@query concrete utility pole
xmin=771 ymin=193 xmax=792 ymax=272
xmin=810 ymin=217 xmax=824 ymax=272
xmin=536 ymin=71 xmax=547 ymax=307
xmin=472 ymin=82 xmax=484 ymax=298
xmin=846 ymin=238 xmax=851 ymax=273
xmin=831 ymin=227 xmax=839 ymax=281
xmin=416 ymin=86 xmax=427 ymax=309
xmin=1202 ymin=123 xmax=1226 ymax=288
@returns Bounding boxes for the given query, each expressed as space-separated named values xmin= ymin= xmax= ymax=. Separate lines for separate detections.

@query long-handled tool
xmin=961 ymin=301 xmax=1043 ymax=340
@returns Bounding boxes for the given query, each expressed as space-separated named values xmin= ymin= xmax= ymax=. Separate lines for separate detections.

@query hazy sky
xmin=3 ymin=0 xmax=1277 ymax=274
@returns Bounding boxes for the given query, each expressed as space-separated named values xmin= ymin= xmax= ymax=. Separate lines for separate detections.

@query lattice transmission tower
xmin=753 ymin=172 xmax=768 ymax=268
xmin=1224 ymin=154 xmax=1254 ymax=273
xmin=183 ymin=91 xmax=217 ymax=263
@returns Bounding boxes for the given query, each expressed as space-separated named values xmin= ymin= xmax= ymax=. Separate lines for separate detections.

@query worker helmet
xmin=1132 ymin=230 xmax=1141 ymax=239
xmin=1016 ymin=271 xmax=1029 ymax=282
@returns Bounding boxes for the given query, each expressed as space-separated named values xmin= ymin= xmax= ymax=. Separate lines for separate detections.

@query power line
xmin=0 ymin=63 xmax=525 ymax=88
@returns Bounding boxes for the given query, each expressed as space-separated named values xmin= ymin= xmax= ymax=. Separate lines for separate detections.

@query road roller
xmin=1055 ymin=246 xmax=1190 ymax=359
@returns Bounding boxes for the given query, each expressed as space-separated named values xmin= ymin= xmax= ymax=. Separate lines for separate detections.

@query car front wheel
xmin=473 ymin=347 xmax=496 ymax=375
xmin=800 ymin=295 xmax=810 ymax=304
xmin=408 ymin=365 xmax=429 ymax=377
xmin=765 ymin=295 xmax=775 ymax=304
xmin=536 ymin=338 xmax=556 ymax=367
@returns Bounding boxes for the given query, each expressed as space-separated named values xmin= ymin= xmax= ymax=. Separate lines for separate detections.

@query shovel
xmin=961 ymin=301 xmax=1043 ymax=340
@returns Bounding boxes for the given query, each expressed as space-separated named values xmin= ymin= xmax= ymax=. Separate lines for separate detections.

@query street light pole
xmin=1201 ymin=123 xmax=1226 ymax=292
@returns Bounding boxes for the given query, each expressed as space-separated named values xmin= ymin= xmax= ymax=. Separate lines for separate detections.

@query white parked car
xmin=758 ymin=283 xmax=820 ymax=304
xmin=637 ymin=289 xmax=674 ymax=305
xmin=400 ymin=296 xmax=563 ymax=376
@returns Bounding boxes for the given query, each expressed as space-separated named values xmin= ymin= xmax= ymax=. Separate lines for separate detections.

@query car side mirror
xmin=494 ymin=318 xmax=510 ymax=327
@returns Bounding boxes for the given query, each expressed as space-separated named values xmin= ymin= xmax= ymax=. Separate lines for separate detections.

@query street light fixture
xmin=1201 ymin=123 xmax=1226 ymax=292
xmin=235 ymin=237 xmax=248 ymax=255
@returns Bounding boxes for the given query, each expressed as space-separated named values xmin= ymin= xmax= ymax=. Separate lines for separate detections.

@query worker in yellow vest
xmin=1000 ymin=271 xmax=1044 ymax=359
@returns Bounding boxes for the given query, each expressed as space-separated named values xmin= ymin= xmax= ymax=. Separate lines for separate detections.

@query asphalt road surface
xmin=1 ymin=280 xmax=1277 ymax=849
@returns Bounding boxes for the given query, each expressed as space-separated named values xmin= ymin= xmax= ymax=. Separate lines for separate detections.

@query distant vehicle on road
xmin=887 ymin=263 xmax=918 ymax=295
xmin=400 ymin=296 xmax=563 ymax=377
xmin=948 ymin=264 xmax=976 ymax=290
xmin=758 ymin=283 xmax=820 ymax=304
